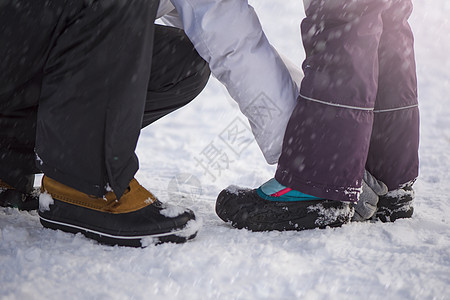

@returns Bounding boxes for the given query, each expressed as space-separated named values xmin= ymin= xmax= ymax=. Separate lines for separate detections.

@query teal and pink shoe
xmin=215 ymin=178 xmax=353 ymax=231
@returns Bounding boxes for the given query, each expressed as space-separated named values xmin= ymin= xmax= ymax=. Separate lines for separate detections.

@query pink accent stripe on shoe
xmin=270 ymin=188 xmax=292 ymax=197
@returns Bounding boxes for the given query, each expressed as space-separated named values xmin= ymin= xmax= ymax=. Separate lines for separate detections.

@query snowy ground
xmin=1 ymin=1 xmax=450 ymax=299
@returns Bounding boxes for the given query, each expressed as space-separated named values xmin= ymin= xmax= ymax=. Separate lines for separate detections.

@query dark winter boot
xmin=374 ymin=184 xmax=414 ymax=222
xmin=215 ymin=179 xmax=353 ymax=231
xmin=0 ymin=176 xmax=39 ymax=211
xmin=39 ymin=176 xmax=199 ymax=247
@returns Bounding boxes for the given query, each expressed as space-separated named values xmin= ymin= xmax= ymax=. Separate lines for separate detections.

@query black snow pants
xmin=275 ymin=0 xmax=419 ymax=202
xmin=0 ymin=0 xmax=210 ymax=199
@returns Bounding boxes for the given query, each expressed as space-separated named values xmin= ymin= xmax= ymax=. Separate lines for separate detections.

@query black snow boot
xmin=39 ymin=176 xmax=199 ymax=247
xmin=0 ymin=176 xmax=39 ymax=211
xmin=374 ymin=185 xmax=414 ymax=222
xmin=215 ymin=186 xmax=353 ymax=232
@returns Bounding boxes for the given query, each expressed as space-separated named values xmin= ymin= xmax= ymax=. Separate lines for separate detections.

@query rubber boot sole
xmin=39 ymin=216 xmax=197 ymax=247
xmin=216 ymin=188 xmax=353 ymax=231
xmin=39 ymin=197 xmax=198 ymax=247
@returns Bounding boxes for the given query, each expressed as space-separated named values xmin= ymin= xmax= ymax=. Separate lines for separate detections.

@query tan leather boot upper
xmin=41 ymin=176 xmax=157 ymax=214
xmin=0 ymin=179 xmax=14 ymax=190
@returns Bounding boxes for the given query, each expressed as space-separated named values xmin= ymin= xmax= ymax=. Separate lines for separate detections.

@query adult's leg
xmin=142 ymin=25 xmax=210 ymax=127
xmin=0 ymin=103 xmax=39 ymax=194
xmin=36 ymin=0 xmax=159 ymax=199
xmin=0 ymin=1 xmax=67 ymax=193
xmin=274 ymin=0 xmax=390 ymax=202
xmin=34 ymin=1 xmax=199 ymax=246
xmin=366 ymin=0 xmax=419 ymax=190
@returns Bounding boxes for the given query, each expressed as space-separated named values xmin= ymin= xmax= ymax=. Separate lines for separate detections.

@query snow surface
xmin=1 ymin=1 xmax=450 ymax=299
xmin=159 ymin=203 xmax=189 ymax=218
xmin=38 ymin=193 xmax=53 ymax=212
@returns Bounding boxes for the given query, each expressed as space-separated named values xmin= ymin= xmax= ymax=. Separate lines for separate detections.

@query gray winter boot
xmin=352 ymin=171 xmax=414 ymax=222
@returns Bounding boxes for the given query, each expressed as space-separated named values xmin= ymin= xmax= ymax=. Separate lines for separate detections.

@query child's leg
xmin=275 ymin=0 xmax=389 ymax=202
xmin=366 ymin=0 xmax=419 ymax=190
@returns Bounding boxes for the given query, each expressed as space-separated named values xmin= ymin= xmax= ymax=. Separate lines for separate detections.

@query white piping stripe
xmin=300 ymin=94 xmax=374 ymax=111
xmin=39 ymin=216 xmax=188 ymax=240
xmin=373 ymin=104 xmax=419 ymax=113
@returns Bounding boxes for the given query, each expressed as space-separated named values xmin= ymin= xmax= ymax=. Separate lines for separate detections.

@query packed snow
xmin=159 ymin=203 xmax=189 ymax=218
xmin=1 ymin=1 xmax=449 ymax=299
xmin=37 ymin=192 xmax=53 ymax=212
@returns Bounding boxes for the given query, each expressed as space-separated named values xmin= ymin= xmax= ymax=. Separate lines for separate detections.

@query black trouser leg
xmin=35 ymin=1 xmax=160 ymax=199
xmin=142 ymin=25 xmax=210 ymax=127
xmin=1 ymin=0 xmax=159 ymax=197
xmin=37 ymin=21 xmax=209 ymax=199
xmin=0 ymin=1 xmax=66 ymax=193
xmin=1 ymin=2 xmax=209 ymax=198
xmin=0 ymin=103 xmax=39 ymax=193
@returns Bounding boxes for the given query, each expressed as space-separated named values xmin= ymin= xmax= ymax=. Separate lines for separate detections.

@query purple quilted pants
xmin=275 ymin=0 xmax=419 ymax=202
